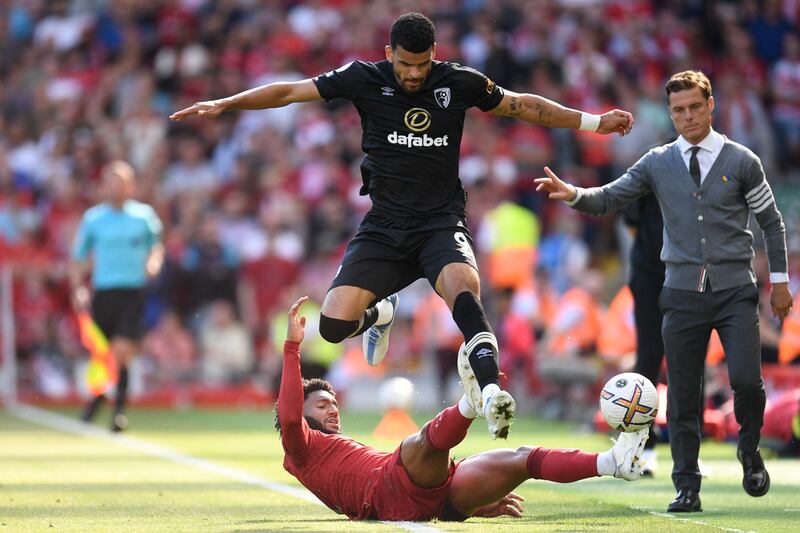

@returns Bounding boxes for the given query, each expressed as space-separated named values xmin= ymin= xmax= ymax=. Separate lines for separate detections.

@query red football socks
xmin=426 ymin=405 xmax=474 ymax=451
xmin=526 ymin=447 xmax=599 ymax=483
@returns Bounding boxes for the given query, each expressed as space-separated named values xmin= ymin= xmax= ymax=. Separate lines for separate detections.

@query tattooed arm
xmin=489 ymin=90 xmax=633 ymax=136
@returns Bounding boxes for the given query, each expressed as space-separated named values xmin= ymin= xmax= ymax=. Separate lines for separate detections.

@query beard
xmin=393 ymin=70 xmax=425 ymax=93
xmin=305 ymin=415 xmax=338 ymax=434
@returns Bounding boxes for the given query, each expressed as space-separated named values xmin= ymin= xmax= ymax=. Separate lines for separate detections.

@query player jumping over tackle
xmin=173 ymin=12 xmax=634 ymax=439
xmin=274 ymin=296 xmax=649 ymax=522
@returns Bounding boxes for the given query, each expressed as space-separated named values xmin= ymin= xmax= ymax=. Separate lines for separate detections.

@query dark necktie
xmin=689 ymin=146 xmax=701 ymax=187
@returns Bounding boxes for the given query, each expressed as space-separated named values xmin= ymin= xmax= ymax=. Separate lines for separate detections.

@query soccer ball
xmin=599 ymin=372 xmax=658 ymax=432
xmin=378 ymin=377 xmax=416 ymax=412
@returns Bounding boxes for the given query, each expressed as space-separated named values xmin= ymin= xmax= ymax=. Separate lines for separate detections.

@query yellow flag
xmin=77 ymin=311 xmax=117 ymax=395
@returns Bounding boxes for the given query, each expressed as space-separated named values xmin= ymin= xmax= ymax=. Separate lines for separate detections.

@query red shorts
xmin=370 ymin=447 xmax=457 ymax=521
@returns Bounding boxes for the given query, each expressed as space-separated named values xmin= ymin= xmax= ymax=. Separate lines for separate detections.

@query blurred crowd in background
xmin=1 ymin=0 xmax=800 ymax=414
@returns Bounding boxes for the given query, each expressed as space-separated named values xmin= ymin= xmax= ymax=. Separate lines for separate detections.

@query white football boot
xmin=611 ymin=427 xmax=650 ymax=481
xmin=483 ymin=390 xmax=516 ymax=440
xmin=362 ymin=293 xmax=399 ymax=366
xmin=457 ymin=341 xmax=516 ymax=439
xmin=457 ymin=343 xmax=483 ymax=415
xmin=457 ymin=343 xmax=483 ymax=416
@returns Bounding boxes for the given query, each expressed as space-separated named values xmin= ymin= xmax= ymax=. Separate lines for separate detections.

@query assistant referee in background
xmin=70 ymin=160 xmax=163 ymax=432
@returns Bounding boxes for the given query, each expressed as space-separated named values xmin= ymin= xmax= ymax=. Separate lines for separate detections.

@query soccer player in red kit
xmin=275 ymin=297 xmax=650 ymax=521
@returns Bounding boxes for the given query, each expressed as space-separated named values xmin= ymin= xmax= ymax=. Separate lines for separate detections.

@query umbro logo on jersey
xmin=434 ymin=87 xmax=451 ymax=108
xmin=381 ymin=86 xmax=395 ymax=96
xmin=476 ymin=348 xmax=494 ymax=359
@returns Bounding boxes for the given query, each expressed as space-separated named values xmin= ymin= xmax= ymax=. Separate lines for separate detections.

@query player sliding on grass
xmin=274 ymin=297 xmax=649 ymax=522
xmin=173 ymin=12 xmax=634 ymax=440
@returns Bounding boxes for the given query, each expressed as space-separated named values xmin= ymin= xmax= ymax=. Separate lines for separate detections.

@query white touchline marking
xmin=784 ymin=509 xmax=800 ymax=512
xmin=643 ymin=510 xmax=756 ymax=533
xmin=8 ymin=403 xmax=443 ymax=533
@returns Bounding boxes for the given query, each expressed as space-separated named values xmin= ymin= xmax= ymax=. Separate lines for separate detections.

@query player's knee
xmin=516 ymin=445 xmax=534 ymax=457
xmin=111 ymin=338 xmax=136 ymax=363
xmin=415 ymin=422 xmax=433 ymax=448
xmin=318 ymin=314 xmax=358 ymax=344
xmin=515 ymin=446 xmax=536 ymax=466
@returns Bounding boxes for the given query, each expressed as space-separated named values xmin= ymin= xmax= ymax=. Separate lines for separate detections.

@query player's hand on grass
xmin=169 ymin=98 xmax=230 ymax=121
xmin=534 ymin=166 xmax=578 ymax=202
xmin=598 ymin=109 xmax=634 ymax=136
xmin=771 ymin=283 xmax=793 ymax=321
xmin=287 ymin=296 xmax=308 ymax=344
xmin=471 ymin=492 xmax=525 ymax=518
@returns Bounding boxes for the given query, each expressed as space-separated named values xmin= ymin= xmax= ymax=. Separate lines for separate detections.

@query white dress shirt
xmin=675 ymin=127 xmax=725 ymax=184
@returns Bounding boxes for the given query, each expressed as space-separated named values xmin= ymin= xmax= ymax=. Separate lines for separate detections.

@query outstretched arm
xmin=535 ymin=150 xmax=653 ymax=216
xmin=534 ymin=166 xmax=578 ymax=202
xmin=278 ymin=296 xmax=312 ymax=459
xmin=489 ymin=90 xmax=633 ymax=136
xmin=170 ymin=79 xmax=322 ymax=121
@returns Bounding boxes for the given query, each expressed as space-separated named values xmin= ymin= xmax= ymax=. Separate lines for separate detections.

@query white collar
xmin=677 ymin=128 xmax=725 ymax=154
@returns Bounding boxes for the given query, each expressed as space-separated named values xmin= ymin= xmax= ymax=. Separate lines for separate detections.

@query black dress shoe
xmin=737 ymin=448 xmax=770 ymax=497
xmin=667 ymin=489 xmax=702 ymax=513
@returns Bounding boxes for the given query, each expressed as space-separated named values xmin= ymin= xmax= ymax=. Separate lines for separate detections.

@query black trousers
xmin=660 ymin=283 xmax=765 ymax=492
xmin=631 ymin=274 xmax=665 ymax=450
xmin=631 ymin=274 xmax=665 ymax=388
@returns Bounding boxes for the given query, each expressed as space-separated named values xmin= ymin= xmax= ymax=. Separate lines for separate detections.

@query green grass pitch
xmin=2 ymin=405 xmax=799 ymax=532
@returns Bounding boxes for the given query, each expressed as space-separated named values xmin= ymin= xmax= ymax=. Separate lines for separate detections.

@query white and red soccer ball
xmin=599 ymin=372 xmax=659 ymax=432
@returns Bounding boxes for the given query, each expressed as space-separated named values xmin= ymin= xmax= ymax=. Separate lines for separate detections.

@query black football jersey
xmin=313 ymin=60 xmax=504 ymax=219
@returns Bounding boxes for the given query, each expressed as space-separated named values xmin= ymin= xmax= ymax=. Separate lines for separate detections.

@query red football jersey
xmin=278 ymin=341 xmax=453 ymax=520
xmin=278 ymin=341 xmax=391 ymax=519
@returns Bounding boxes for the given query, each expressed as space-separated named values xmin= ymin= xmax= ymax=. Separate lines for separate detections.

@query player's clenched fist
xmin=598 ymin=109 xmax=634 ymax=136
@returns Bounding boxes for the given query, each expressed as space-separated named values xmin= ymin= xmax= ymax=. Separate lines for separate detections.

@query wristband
xmin=579 ymin=112 xmax=601 ymax=132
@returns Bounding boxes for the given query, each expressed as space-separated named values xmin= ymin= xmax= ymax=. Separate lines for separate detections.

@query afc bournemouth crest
xmin=434 ymin=87 xmax=451 ymax=108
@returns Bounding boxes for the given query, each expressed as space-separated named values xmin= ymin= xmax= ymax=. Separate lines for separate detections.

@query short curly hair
xmin=390 ymin=12 xmax=436 ymax=53
xmin=273 ymin=378 xmax=336 ymax=435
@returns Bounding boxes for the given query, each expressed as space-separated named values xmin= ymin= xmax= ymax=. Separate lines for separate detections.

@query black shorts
xmin=330 ymin=212 xmax=478 ymax=301
xmin=91 ymin=289 xmax=146 ymax=342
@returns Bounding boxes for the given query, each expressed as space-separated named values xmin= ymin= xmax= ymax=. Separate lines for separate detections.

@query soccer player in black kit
xmin=172 ymin=12 xmax=634 ymax=439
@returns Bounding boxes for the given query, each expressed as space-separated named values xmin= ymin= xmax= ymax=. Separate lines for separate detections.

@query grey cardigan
xmin=571 ymin=138 xmax=787 ymax=292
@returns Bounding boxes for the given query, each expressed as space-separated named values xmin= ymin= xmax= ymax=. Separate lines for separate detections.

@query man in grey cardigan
xmin=535 ymin=70 xmax=793 ymax=513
